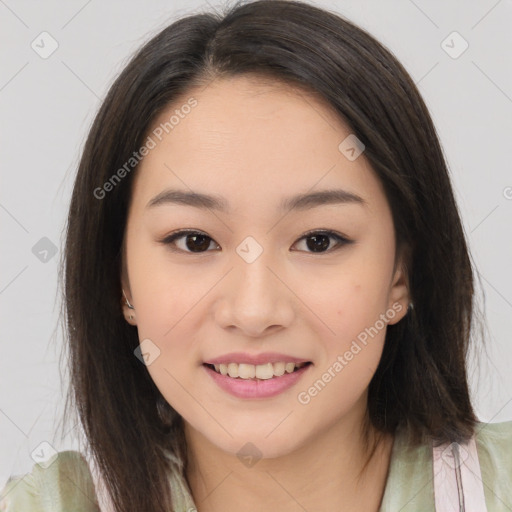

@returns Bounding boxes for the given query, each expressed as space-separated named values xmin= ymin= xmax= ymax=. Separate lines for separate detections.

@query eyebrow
xmin=146 ymin=188 xmax=367 ymax=213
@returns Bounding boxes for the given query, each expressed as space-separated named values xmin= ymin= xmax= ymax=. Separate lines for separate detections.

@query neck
xmin=183 ymin=413 xmax=395 ymax=512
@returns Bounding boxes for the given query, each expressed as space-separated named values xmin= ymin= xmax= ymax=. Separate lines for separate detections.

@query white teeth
xmin=273 ymin=362 xmax=285 ymax=376
xmin=239 ymin=363 xmax=256 ymax=379
xmin=285 ymin=362 xmax=295 ymax=374
xmin=212 ymin=361 xmax=308 ymax=379
xmin=227 ymin=363 xmax=239 ymax=378
xmin=255 ymin=363 xmax=274 ymax=380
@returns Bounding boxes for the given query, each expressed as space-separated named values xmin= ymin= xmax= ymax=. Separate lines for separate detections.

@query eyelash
xmin=159 ymin=229 xmax=353 ymax=255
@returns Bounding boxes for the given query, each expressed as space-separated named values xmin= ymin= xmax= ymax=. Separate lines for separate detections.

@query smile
xmin=203 ymin=362 xmax=313 ymax=399
xmin=207 ymin=361 xmax=310 ymax=379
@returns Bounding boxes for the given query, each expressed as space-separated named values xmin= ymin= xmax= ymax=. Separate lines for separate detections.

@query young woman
xmin=2 ymin=1 xmax=511 ymax=511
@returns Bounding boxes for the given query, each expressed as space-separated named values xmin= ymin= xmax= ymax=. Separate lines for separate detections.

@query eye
xmin=292 ymin=230 xmax=352 ymax=254
xmin=159 ymin=229 xmax=352 ymax=254
xmin=160 ymin=229 xmax=220 ymax=253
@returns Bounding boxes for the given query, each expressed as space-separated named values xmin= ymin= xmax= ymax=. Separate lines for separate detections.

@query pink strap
xmin=432 ymin=434 xmax=487 ymax=511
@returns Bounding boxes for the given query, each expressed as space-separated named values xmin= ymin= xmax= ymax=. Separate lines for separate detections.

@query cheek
xmin=311 ymin=263 xmax=391 ymax=377
xmin=126 ymin=244 xmax=206 ymax=375
xmin=311 ymin=269 xmax=389 ymax=339
xmin=128 ymin=239 xmax=205 ymax=326
xmin=303 ymin=315 xmax=387 ymax=418
xmin=331 ymin=245 xmax=395 ymax=324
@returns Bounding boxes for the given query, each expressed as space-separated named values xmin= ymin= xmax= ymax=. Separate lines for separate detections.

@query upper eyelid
xmin=160 ymin=229 xmax=351 ymax=252
xmin=160 ymin=229 xmax=349 ymax=242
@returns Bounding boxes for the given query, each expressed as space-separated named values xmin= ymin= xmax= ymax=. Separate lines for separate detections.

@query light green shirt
xmin=1 ymin=420 xmax=511 ymax=511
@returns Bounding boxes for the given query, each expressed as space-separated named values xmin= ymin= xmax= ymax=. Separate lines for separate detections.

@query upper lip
xmin=204 ymin=352 xmax=311 ymax=366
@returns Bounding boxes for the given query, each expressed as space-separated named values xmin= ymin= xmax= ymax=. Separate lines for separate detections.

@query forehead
xmin=147 ymin=74 xmax=346 ymax=144
xmin=158 ymin=73 xmax=340 ymax=122
xmin=130 ymin=75 xmax=383 ymax=217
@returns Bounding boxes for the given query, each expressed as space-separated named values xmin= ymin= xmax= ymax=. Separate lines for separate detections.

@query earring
xmin=122 ymin=289 xmax=136 ymax=321
xmin=122 ymin=289 xmax=135 ymax=309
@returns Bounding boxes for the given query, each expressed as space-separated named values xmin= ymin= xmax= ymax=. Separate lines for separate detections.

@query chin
xmin=210 ymin=426 xmax=304 ymax=461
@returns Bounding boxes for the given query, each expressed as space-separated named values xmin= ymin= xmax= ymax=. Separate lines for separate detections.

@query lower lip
xmin=203 ymin=363 xmax=312 ymax=399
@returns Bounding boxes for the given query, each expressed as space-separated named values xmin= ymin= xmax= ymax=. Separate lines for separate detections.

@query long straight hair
xmin=60 ymin=1 xmax=482 ymax=510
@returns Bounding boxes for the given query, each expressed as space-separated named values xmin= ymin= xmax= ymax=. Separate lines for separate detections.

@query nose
xmin=214 ymin=249 xmax=295 ymax=337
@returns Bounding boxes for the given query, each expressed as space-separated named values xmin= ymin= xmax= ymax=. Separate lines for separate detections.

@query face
xmin=121 ymin=75 xmax=409 ymax=459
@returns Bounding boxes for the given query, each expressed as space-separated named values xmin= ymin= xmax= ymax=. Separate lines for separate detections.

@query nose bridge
xmin=233 ymin=235 xmax=278 ymax=305
xmin=215 ymin=235 xmax=293 ymax=334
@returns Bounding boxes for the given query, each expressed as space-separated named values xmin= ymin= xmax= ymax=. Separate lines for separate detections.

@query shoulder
xmin=0 ymin=450 xmax=100 ymax=511
xmin=474 ymin=418 xmax=512 ymax=449
xmin=474 ymin=420 xmax=512 ymax=509
xmin=380 ymin=420 xmax=512 ymax=512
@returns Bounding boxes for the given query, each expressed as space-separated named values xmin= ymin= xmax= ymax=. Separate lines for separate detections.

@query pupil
xmin=186 ymin=234 xmax=210 ymax=252
xmin=307 ymin=234 xmax=329 ymax=252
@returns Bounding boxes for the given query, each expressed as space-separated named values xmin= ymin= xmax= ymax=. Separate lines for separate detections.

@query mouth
xmin=203 ymin=361 xmax=313 ymax=380
xmin=202 ymin=360 xmax=313 ymax=399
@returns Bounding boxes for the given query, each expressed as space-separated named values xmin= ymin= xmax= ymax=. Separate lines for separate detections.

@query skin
xmin=121 ymin=75 xmax=410 ymax=512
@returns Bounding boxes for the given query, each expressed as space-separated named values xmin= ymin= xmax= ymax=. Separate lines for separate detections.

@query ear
xmin=120 ymin=247 xmax=137 ymax=326
xmin=121 ymin=288 xmax=137 ymax=326
xmin=386 ymin=244 xmax=411 ymax=325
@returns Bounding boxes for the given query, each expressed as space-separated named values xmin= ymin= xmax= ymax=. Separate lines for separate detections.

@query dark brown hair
xmin=59 ymin=1 xmax=484 ymax=510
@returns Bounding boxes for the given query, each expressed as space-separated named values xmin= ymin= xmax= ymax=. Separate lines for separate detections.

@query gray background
xmin=1 ymin=0 xmax=511 ymax=486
